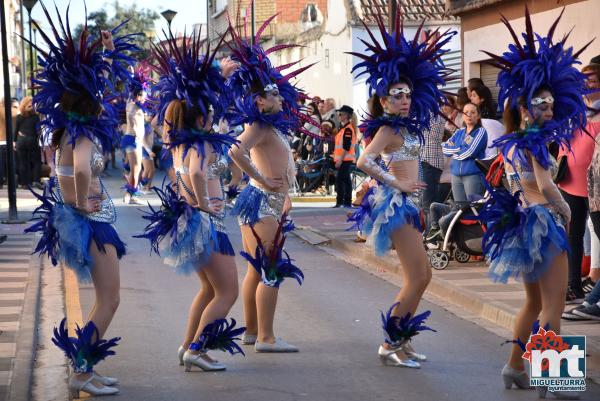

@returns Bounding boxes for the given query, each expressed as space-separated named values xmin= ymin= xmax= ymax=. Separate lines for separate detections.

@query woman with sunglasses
xmin=350 ymin=9 xmax=455 ymax=368
xmin=477 ymin=9 xmax=589 ymax=398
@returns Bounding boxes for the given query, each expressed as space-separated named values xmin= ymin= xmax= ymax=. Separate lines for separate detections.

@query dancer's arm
xmin=100 ymin=31 xmax=115 ymax=65
xmin=72 ymin=137 xmax=97 ymax=213
xmin=357 ymin=127 xmax=426 ymax=193
xmin=532 ymin=156 xmax=571 ymax=224
xmin=189 ymin=143 xmax=220 ymax=214
xmin=228 ymin=124 xmax=283 ymax=191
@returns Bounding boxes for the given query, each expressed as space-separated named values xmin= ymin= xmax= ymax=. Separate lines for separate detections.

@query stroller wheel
xmin=428 ymin=250 xmax=449 ymax=270
xmin=453 ymin=248 xmax=471 ymax=263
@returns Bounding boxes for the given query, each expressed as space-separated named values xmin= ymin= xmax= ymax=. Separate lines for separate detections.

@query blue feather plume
xmin=347 ymin=8 xmax=456 ymax=137
xmin=223 ymin=11 xmax=318 ymax=137
xmin=225 ymin=185 xmax=240 ymax=200
xmin=380 ymin=302 xmax=436 ymax=347
xmin=52 ymin=318 xmax=120 ymax=373
xmin=503 ymin=320 xmax=551 ymax=351
xmin=192 ymin=318 xmax=246 ymax=356
xmin=476 ymin=184 xmax=528 ymax=261
xmin=134 ymin=182 xmax=192 ymax=256
xmin=347 ymin=186 xmax=375 ymax=232
xmin=29 ymin=1 xmax=140 ymax=151
xmin=24 ymin=179 xmax=61 ymax=265
xmin=239 ymin=214 xmax=304 ymax=288
xmin=482 ymin=7 xmax=590 ymax=140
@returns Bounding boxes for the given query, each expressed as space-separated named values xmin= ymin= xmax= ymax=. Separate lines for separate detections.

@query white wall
xmin=276 ymin=0 xmax=354 ymax=110
xmin=463 ymin=0 xmax=600 ymax=83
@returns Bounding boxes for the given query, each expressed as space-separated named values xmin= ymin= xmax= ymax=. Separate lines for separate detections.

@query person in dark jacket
xmin=15 ymin=96 xmax=42 ymax=188
xmin=442 ymin=102 xmax=488 ymax=202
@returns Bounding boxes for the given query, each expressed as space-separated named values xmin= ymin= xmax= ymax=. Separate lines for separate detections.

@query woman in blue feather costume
xmin=137 ymin=27 xmax=245 ymax=372
xmin=478 ymin=8 xmax=590 ymax=395
xmin=349 ymin=8 xmax=453 ymax=368
xmin=23 ymin=2 xmax=140 ymax=397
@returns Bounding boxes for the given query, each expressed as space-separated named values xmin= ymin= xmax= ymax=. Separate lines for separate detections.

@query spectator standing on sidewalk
xmin=322 ymin=98 xmax=341 ymax=129
xmin=470 ymin=84 xmax=497 ymax=120
xmin=333 ymin=105 xmax=356 ymax=208
xmin=442 ymin=102 xmax=488 ymax=202
xmin=454 ymin=87 xmax=469 ymax=128
xmin=15 ymin=96 xmax=42 ymax=189
xmin=420 ymin=114 xmax=446 ymax=229
xmin=558 ymin=62 xmax=600 ymax=305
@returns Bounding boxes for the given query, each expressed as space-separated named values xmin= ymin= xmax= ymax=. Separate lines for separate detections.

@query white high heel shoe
xmin=68 ymin=376 xmax=119 ymax=398
xmin=183 ymin=350 xmax=226 ymax=372
xmin=178 ymin=346 xmax=185 ymax=366
xmin=93 ymin=371 xmax=119 ymax=386
xmin=403 ymin=344 xmax=427 ymax=362
xmin=378 ymin=345 xmax=420 ymax=369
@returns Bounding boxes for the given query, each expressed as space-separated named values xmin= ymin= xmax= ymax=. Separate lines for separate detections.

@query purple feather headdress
xmin=224 ymin=6 xmax=319 ymax=137
xmin=482 ymin=7 xmax=592 ymax=138
xmin=127 ymin=62 xmax=152 ymax=97
xmin=29 ymin=1 xmax=140 ymax=152
xmin=347 ymin=8 xmax=456 ymax=139
xmin=150 ymin=27 xmax=226 ymax=125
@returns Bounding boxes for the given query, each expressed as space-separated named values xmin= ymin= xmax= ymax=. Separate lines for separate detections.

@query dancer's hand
xmin=208 ymin=199 xmax=224 ymax=214
xmin=220 ymin=57 xmax=240 ymax=79
xmin=395 ymin=180 xmax=427 ymax=193
xmin=75 ymin=199 xmax=101 ymax=214
xmin=262 ymin=177 xmax=284 ymax=192
xmin=101 ymin=31 xmax=115 ymax=51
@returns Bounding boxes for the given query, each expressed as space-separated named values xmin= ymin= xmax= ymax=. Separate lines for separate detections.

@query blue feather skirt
xmin=30 ymin=203 xmax=125 ymax=283
xmin=347 ymin=186 xmax=375 ymax=232
xmin=210 ymin=215 xmax=235 ymax=256
xmin=120 ymin=134 xmax=136 ymax=152
xmin=487 ymin=205 xmax=568 ymax=283
xmin=231 ymin=184 xmax=264 ymax=225
xmin=159 ymin=209 xmax=215 ymax=275
xmin=363 ymin=185 xmax=422 ymax=256
xmin=160 ymin=148 xmax=173 ymax=169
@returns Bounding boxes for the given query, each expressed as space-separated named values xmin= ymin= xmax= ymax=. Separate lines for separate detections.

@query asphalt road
xmin=70 ymin=175 xmax=600 ymax=401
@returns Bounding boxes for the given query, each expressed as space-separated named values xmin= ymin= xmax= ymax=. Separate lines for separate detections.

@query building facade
xmin=0 ymin=0 xmax=25 ymax=99
xmin=447 ymin=0 xmax=600 ymax=103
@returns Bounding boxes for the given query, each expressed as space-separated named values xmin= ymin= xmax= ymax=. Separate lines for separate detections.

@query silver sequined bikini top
xmin=55 ymin=136 xmax=105 ymax=178
xmin=206 ymin=153 xmax=229 ymax=180
xmin=381 ymin=132 xmax=421 ymax=163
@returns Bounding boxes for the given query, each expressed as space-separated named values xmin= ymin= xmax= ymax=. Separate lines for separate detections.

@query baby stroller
xmin=296 ymin=157 xmax=334 ymax=194
xmin=426 ymin=201 xmax=485 ymax=270
xmin=425 ymin=155 xmax=506 ymax=270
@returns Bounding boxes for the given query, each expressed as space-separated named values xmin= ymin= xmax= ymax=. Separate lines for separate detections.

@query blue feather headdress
xmin=224 ymin=8 xmax=319 ymax=138
xmin=127 ymin=62 xmax=152 ymax=97
xmin=190 ymin=318 xmax=246 ymax=356
xmin=380 ymin=302 xmax=436 ymax=348
xmin=239 ymin=213 xmax=304 ymax=288
xmin=482 ymin=7 xmax=591 ymax=145
xmin=29 ymin=1 xmax=140 ymax=152
xmin=52 ymin=318 xmax=120 ymax=373
xmin=164 ymin=128 xmax=239 ymax=168
xmin=347 ymin=8 xmax=456 ymax=139
xmin=150 ymin=27 xmax=226 ymax=125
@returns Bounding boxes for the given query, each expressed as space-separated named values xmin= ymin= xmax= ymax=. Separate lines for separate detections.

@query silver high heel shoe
xmin=378 ymin=345 xmax=420 ymax=369
xmin=537 ymin=386 xmax=581 ymax=400
xmin=183 ymin=350 xmax=226 ymax=372
xmin=92 ymin=371 xmax=119 ymax=386
xmin=403 ymin=344 xmax=427 ymax=362
xmin=501 ymin=364 xmax=530 ymax=389
xmin=178 ymin=346 xmax=185 ymax=366
xmin=68 ymin=376 xmax=119 ymax=398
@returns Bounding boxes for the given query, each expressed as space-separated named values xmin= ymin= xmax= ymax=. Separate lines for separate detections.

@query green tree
xmin=74 ymin=1 xmax=159 ymax=58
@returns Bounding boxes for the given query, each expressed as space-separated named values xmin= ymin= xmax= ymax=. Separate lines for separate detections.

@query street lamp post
xmin=161 ymin=9 xmax=177 ymax=31
xmin=23 ymin=0 xmax=37 ymax=96
xmin=1 ymin=0 xmax=21 ymax=222
xmin=250 ymin=0 xmax=255 ymax=45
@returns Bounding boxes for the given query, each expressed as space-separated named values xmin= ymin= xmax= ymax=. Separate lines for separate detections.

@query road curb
xmin=294 ymin=226 xmax=600 ymax=380
xmin=8 ymin=237 xmax=42 ymax=401
xmin=290 ymin=196 xmax=336 ymax=203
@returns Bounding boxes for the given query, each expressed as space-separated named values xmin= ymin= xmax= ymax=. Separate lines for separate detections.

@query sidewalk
xmin=291 ymin=209 xmax=600 ymax=378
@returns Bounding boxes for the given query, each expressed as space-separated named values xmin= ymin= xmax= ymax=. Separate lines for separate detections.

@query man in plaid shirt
xmin=420 ymin=114 xmax=446 ymax=229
